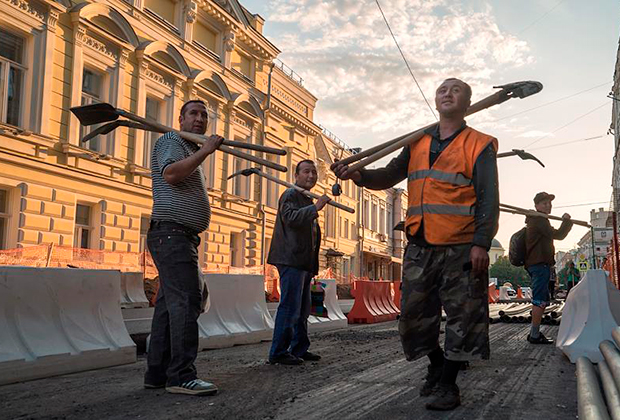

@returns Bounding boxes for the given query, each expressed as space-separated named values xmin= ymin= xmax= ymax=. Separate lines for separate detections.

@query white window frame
xmin=74 ymin=203 xmax=93 ymax=249
xmin=0 ymin=187 xmax=9 ymax=250
xmin=192 ymin=15 xmax=223 ymax=59
xmin=143 ymin=0 xmax=181 ymax=33
xmin=80 ymin=67 xmax=112 ymax=154
xmin=0 ymin=29 xmax=27 ymax=127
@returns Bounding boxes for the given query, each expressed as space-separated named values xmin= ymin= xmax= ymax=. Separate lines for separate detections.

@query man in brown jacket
xmin=525 ymin=192 xmax=572 ymax=344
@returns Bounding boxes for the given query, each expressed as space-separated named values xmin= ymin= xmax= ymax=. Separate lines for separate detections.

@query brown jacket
xmin=525 ymin=216 xmax=573 ymax=268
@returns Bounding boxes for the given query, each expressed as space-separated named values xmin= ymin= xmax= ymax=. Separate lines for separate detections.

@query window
xmin=194 ymin=21 xmax=218 ymax=55
xmin=74 ymin=204 xmax=92 ymax=249
xmin=0 ymin=189 xmax=8 ymax=249
xmin=363 ymin=198 xmax=369 ymax=228
xmin=231 ymin=50 xmax=253 ymax=81
xmin=344 ymin=219 xmax=349 ymax=240
xmin=143 ymin=97 xmax=162 ymax=168
xmin=387 ymin=205 xmax=393 ymax=236
xmin=371 ymin=203 xmax=378 ymax=232
xmin=140 ymin=215 xmax=150 ymax=252
xmin=80 ymin=69 xmax=111 ymax=154
xmin=232 ymin=156 xmax=251 ymax=199
xmin=379 ymin=207 xmax=386 ymax=235
xmin=326 ymin=205 xmax=336 ymax=238
xmin=230 ymin=231 xmax=245 ymax=267
xmin=0 ymin=29 xmax=25 ymax=126
xmin=144 ymin=0 xmax=177 ymax=28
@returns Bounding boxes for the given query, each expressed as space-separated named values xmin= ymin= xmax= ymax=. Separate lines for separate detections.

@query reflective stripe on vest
xmin=407 ymin=169 xmax=472 ymax=186
xmin=406 ymin=204 xmax=475 ymax=217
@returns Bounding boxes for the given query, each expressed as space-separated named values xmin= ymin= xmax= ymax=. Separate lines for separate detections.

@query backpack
xmin=509 ymin=227 xmax=527 ymax=267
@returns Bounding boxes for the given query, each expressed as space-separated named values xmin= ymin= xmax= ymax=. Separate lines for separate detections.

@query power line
xmin=554 ymin=201 xmax=609 ymax=209
xmin=517 ymin=0 xmax=569 ymax=35
xmin=530 ymin=135 xmax=604 ymax=151
xmin=494 ymin=81 xmax=610 ymax=122
xmin=374 ymin=0 xmax=438 ymax=121
xmin=525 ymin=102 xmax=609 ymax=148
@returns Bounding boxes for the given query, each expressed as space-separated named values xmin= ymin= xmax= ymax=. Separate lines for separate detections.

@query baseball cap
xmin=534 ymin=192 xmax=555 ymax=204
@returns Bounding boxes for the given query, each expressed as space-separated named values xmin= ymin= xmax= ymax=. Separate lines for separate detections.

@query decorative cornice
xmin=271 ymin=102 xmax=320 ymax=136
xmin=119 ymin=49 xmax=130 ymax=69
xmin=83 ymin=34 xmax=118 ymax=61
xmin=144 ymin=65 xmax=173 ymax=89
xmin=224 ymin=30 xmax=236 ymax=53
xmin=74 ymin=25 xmax=86 ymax=46
xmin=4 ymin=0 xmax=45 ymax=22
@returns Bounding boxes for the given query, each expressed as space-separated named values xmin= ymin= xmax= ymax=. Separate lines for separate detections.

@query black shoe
xmin=425 ymin=384 xmax=461 ymax=411
xmin=527 ymin=332 xmax=554 ymax=345
xmin=299 ymin=351 xmax=321 ymax=361
xmin=420 ymin=364 xmax=442 ymax=397
xmin=269 ymin=354 xmax=304 ymax=365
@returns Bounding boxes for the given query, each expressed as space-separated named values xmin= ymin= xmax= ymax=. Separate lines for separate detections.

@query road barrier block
xmin=488 ymin=283 xmax=499 ymax=303
xmin=198 ymin=274 xmax=274 ymax=349
xmin=0 ymin=267 xmax=136 ymax=385
xmin=347 ymin=280 xmax=399 ymax=324
xmin=392 ymin=281 xmax=401 ymax=310
xmin=557 ymin=270 xmax=620 ymax=363
xmin=308 ymin=279 xmax=347 ymax=331
xmin=120 ymin=272 xmax=149 ymax=309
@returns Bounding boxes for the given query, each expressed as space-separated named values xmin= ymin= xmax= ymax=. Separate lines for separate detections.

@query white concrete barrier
xmin=120 ymin=272 xmax=149 ymax=309
xmin=308 ymin=279 xmax=348 ymax=331
xmin=0 ymin=267 xmax=136 ymax=385
xmin=499 ymin=286 xmax=511 ymax=301
xmin=557 ymin=270 xmax=620 ymax=363
xmin=198 ymin=274 xmax=274 ymax=349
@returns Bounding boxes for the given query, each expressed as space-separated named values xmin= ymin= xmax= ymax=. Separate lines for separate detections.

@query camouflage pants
xmin=399 ymin=243 xmax=490 ymax=362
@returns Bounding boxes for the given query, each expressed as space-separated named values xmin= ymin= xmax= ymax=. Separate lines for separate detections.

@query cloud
xmin=261 ymin=0 xmax=534 ymax=145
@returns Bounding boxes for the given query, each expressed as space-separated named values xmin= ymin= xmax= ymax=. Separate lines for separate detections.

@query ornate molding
xmin=119 ymin=49 xmax=130 ymax=69
xmin=46 ymin=9 xmax=59 ymax=32
xmin=4 ymin=0 xmax=45 ymax=22
xmin=83 ymin=34 xmax=118 ymax=61
xmin=185 ymin=1 xmax=197 ymax=23
xmin=74 ymin=25 xmax=86 ymax=46
xmin=224 ymin=31 xmax=236 ymax=53
xmin=144 ymin=65 xmax=173 ymax=89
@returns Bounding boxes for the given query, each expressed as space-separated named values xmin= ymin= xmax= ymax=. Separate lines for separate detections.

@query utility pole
xmin=591 ymin=227 xmax=597 ymax=270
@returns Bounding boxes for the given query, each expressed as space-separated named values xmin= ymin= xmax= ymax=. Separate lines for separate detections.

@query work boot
xmin=299 ymin=351 xmax=321 ymax=361
xmin=269 ymin=353 xmax=304 ymax=365
xmin=419 ymin=364 xmax=442 ymax=396
xmin=527 ymin=332 xmax=554 ymax=345
xmin=425 ymin=384 xmax=461 ymax=411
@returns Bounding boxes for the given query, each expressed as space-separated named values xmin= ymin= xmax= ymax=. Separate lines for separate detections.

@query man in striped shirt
xmin=144 ymin=100 xmax=224 ymax=396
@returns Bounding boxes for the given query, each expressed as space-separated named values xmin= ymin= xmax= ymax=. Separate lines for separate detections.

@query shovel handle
xmin=117 ymin=110 xmax=287 ymax=172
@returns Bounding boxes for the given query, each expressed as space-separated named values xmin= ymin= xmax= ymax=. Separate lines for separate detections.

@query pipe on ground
xmin=576 ymin=356 xmax=611 ymax=420
xmin=599 ymin=360 xmax=620 ymax=420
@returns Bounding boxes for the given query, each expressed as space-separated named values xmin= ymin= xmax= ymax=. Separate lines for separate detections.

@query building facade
xmin=576 ymin=208 xmax=613 ymax=269
xmin=0 ymin=0 xmax=407 ymax=279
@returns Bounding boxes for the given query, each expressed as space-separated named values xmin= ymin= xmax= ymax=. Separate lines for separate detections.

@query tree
xmin=489 ymin=256 xmax=531 ymax=287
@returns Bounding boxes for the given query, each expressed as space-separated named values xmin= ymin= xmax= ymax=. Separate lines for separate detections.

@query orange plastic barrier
xmin=488 ymin=283 xmax=498 ymax=303
xmin=392 ymin=281 xmax=402 ymax=310
xmin=347 ymin=280 xmax=400 ymax=324
xmin=517 ymin=287 xmax=524 ymax=299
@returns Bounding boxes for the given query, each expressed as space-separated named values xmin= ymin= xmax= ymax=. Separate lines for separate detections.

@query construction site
xmin=2 ymin=0 xmax=620 ymax=419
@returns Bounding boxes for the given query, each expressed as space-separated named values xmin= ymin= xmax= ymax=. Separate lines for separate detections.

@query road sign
xmin=577 ymin=261 xmax=589 ymax=272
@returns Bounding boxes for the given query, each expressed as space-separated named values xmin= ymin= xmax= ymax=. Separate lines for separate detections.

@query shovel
xmin=71 ymin=103 xmax=288 ymax=171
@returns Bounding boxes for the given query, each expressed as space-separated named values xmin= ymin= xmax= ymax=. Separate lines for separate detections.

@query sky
xmin=242 ymin=0 xmax=619 ymax=252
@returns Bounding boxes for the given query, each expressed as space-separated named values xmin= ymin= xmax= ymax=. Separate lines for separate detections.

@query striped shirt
xmin=150 ymin=132 xmax=211 ymax=232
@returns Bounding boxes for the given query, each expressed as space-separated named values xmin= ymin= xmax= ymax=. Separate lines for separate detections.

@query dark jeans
xmin=145 ymin=221 xmax=202 ymax=387
xmin=269 ymin=265 xmax=313 ymax=359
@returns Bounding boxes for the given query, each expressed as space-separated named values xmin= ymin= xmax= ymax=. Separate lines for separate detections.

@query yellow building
xmin=0 ymin=0 xmax=407 ymax=279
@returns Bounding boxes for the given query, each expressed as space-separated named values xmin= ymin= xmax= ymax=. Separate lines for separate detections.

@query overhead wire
xmin=374 ymin=0 xmax=438 ymax=121
xmin=517 ymin=0 xmax=569 ymax=35
xmin=525 ymin=102 xmax=609 ymax=148
xmin=494 ymin=81 xmax=610 ymax=122
xmin=530 ymin=135 xmax=604 ymax=151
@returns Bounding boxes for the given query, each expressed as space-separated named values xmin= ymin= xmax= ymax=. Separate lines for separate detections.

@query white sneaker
xmin=166 ymin=379 xmax=218 ymax=396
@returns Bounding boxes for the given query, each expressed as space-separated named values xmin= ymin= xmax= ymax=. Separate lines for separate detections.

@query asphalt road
xmin=0 ymin=322 xmax=576 ymax=420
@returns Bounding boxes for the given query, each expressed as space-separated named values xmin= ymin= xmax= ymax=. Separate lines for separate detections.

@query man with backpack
xmin=525 ymin=192 xmax=572 ymax=344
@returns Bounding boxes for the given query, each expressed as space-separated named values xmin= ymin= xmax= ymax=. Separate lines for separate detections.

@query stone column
xmin=39 ymin=8 xmax=60 ymax=136
xmin=133 ymin=55 xmax=148 ymax=166
xmin=67 ymin=19 xmax=86 ymax=146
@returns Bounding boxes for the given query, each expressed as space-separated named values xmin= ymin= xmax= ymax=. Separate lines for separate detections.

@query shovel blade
xmin=70 ymin=103 xmax=120 ymax=126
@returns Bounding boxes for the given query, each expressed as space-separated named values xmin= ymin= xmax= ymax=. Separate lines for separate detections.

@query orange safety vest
xmin=405 ymin=127 xmax=498 ymax=245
